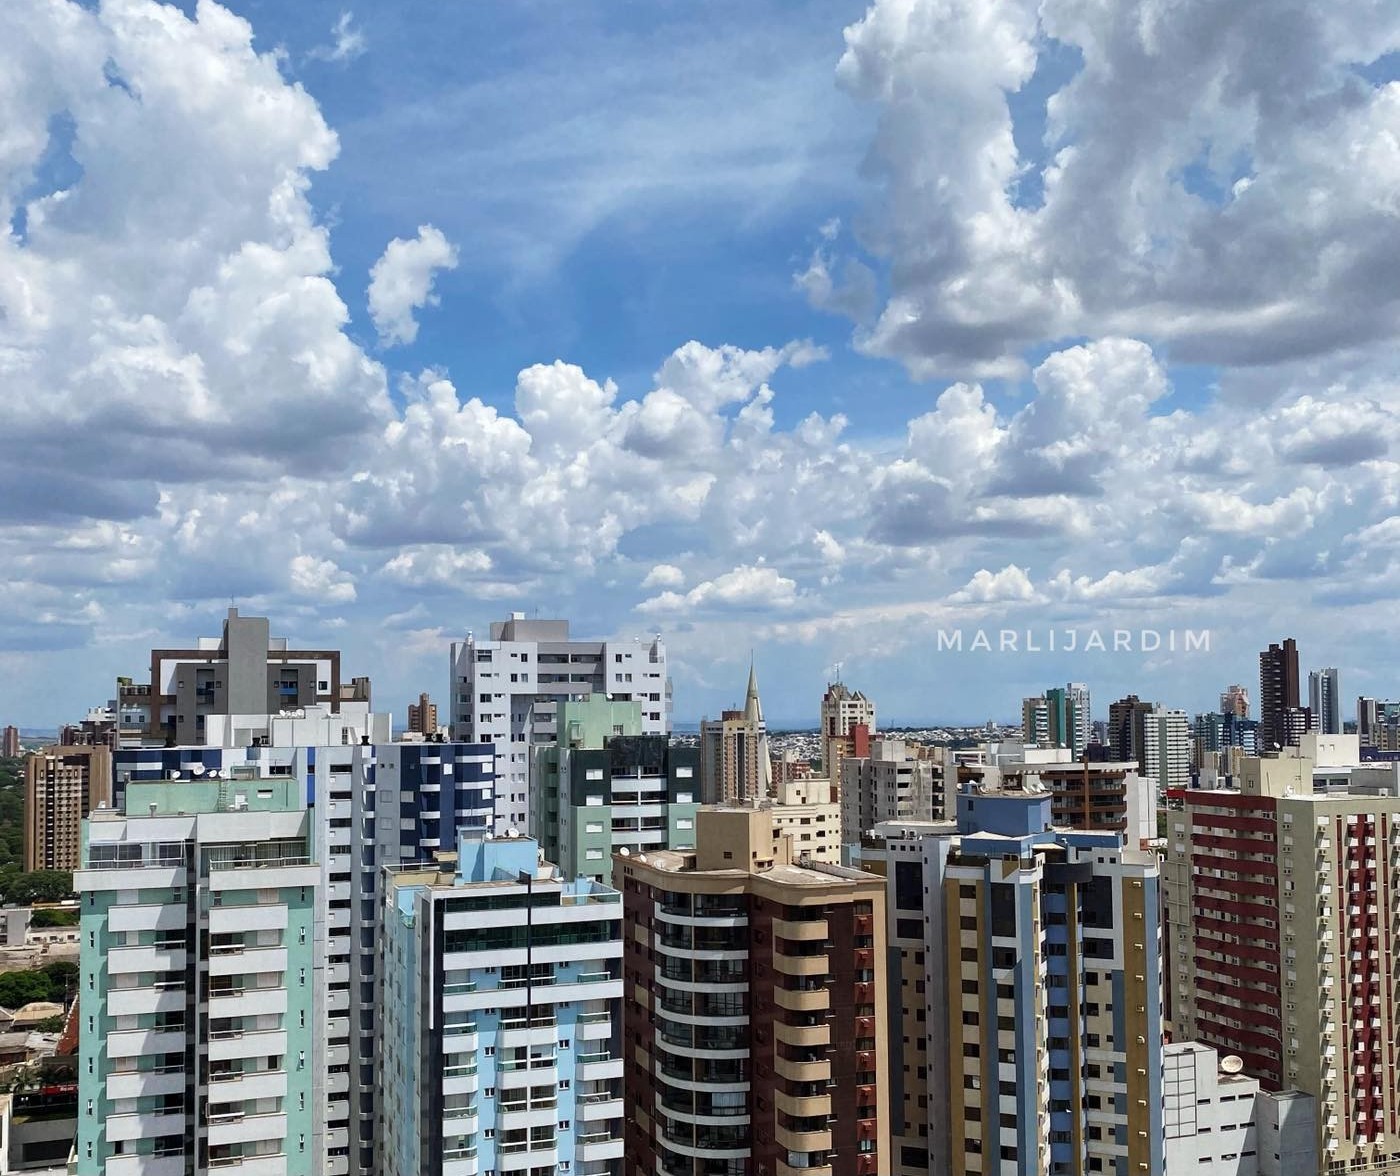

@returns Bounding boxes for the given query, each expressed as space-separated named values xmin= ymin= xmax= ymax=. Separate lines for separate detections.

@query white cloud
xmin=641 ymin=564 xmax=686 ymax=590
xmin=950 ymin=565 xmax=1038 ymax=605
xmin=820 ymin=0 xmax=1400 ymax=377
xmin=366 ymin=225 xmax=459 ymax=347
xmin=289 ymin=554 xmax=356 ymax=602
xmin=638 ymin=564 xmax=799 ymax=616
xmin=307 ymin=12 xmax=366 ymax=64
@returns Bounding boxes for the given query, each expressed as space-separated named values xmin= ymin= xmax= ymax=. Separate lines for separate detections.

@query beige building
xmin=699 ymin=664 xmax=772 ymax=804
xmin=1165 ymin=750 xmax=1378 ymax=1171
xmin=708 ymin=776 xmax=843 ymax=864
xmin=821 ymin=681 xmax=875 ymax=786
xmin=406 ymin=691 xmax=437 ymax=735
xmin=617 ymin=806 xmax=890 ymax=1176
xmin=24 ymin=744 xmax=112 ymax=871
xmin=839 ymin=738 xmax=946 ymax=848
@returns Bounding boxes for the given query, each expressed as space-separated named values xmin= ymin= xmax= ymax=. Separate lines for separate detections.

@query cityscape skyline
xmin=2 ymin=1 xmax=1400 ymax=736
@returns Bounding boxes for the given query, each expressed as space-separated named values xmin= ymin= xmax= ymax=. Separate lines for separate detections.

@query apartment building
xmin=839 ymin=739 xmax=945 ymax=850
xmin=379 ymin=831 xmax=624 ymax=1176
xmin=699 ymin=665 xmax=772 ymax=804
xmin=103 ymin=733 xmax=494 ymax=1176
xmin=76 ymin=777 xmax=321 ymax=1176
xmin=532 ymin=696 xmax=699 ymax=883
xmin=406 ymin=693 xmax=438 ymax=737
xmin=1142 ymin=707 xmax=1191 ymax=796
xmin=1163 ymin=751 xmax=1382 ymax=1173
xmin=134 ymin=608 xmax=362 ymax=745
xmin=449 ymin=614 xmax=670 ymax=830
xmin=820 ymin=682 xmax=874 ymax=785
xmin=857 ymin=782 xmax=1166 ymax=1176
xmin=617 ymin=806 xmax=889 ymax=1176
xmin=24 ymin=744 xmax=113 ymax=871
xmin=960 ymin=755 xmax=1153 ymax=844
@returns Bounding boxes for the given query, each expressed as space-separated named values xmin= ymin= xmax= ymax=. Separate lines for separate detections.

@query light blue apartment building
xmin=380 ymin=832 xmax=624 ymax=1176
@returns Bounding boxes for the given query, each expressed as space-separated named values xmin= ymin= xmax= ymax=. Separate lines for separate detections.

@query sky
xmin=4 ymin=0 xmax=1400 ymax=729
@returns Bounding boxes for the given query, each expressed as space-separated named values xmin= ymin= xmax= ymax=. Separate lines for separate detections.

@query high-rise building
xmin=1164 ymin=752 xmax=1397 ymax=1171
xmin=2 ymin=724 xmax=20 ymax=758
xmin=406 ymin=692 xmax=438 ymax=736
xmin=839 ymin=738 xmax=945 ymax=849
xmin=1220 ymin=684 xmax=1251 ymax=719
xmin=617 ymin=806 xmax=890 ymax=1176
xmin=532 ymin=696 xmax=699 ymax=883
xmin=1021 ymin=695 xmax=1049 ymax=745
xmin=1143 ymin=706 xmax=1191 ymax=796
xmin=1064 ymin=681 xmax=1092 ymax=756
xmin=1107 ymin=694 xmax=1154 ymax=770
xmin=699 ymin=664 xmax=771 ymax=804
xmin=717 ymin=775 xmax=843 ymax=865
xmin=379 ymin=831 xmax=625 ymax=1176
xmin=1192 ymin=712 xmax=1260 ymax=773
xmin=858 ymin=782 xmax=1167 ymax=1176
xmin=1026 ymin=685 xmax=1091 ymax=756
xmin=820 ymin=681 xmax=875 ymax=785
xmin=963 ymin=754 xmax=1154 ymax=843
xmin=105 ymin=735 xmax=496 ymax=1176
xmin=1309 ymin=669 xmax=1341 ymax=735
xmin=137 ymin=607 xmax=359 ymax=744
xmin=1357 ymin=697 xmax=1400 ymax=750
xmin=24 ymin=744 xmax=113 ymax=872
xmin=76 ymin=775 xmax=321 ymax=1176
xmin=449 ymin=614 xmax=670 ymax=830
xmin=1259 ymin=638 xmax=1301 ymax=749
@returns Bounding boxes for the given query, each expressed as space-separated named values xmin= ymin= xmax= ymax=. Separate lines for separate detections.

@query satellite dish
xmin=618 ymin=847 xmax=631 ymax=857
xmin=506 ymin=826 xmax=519 ymax=838
xmin=190 ymin=765 xmax=205 ymax=776
xmin=208 ymin=769 xmax=221 ymax=779
xmin=1220 ymin=1055 xmax=1244 ymax=1075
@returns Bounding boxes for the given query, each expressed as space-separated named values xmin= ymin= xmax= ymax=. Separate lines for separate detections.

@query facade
xmin=139 ymin=608 xmax=358 ymax=745
xmin=1142 ymin=707 xmax=1191 ymax=796
xmin=617 ymin=806 xmax=890 ymax=1176
xmin=1107 ymin=695 xmax=1154 ymax=770
xmin=1259 ymin=639 xmax=1301 ymax=750
xmin=1063 ymin=682 xmax=1092 ymax=757
xmin=532 ymin=696 xmax=700 ymax=883
xmin=820 ymin=682 xmax=875 ymax=783
xmin=105 ymin=736 xmax=495 ymax=1176
xmin=1220 ymin=685 xmax=1251 ymax=719
xmin=1164 ymin=751 xmax=1400 ymax=1172
xmin=406 ymin=693 xmax=438 ymax=737
xmin=1021 ymin=696 xmax=1049 ymax=746
xmin=1356 ymin=698 xmax=1400 ymax=749
xmin=2 ymin=724 xmax=19 ymax=758
xmin=1163 ymin=1041 xmax=1317 ymax=1175
xmin=379 ymin=832 xmax=624 ymax=1176
xmin=76 ymin=776 xmax=320 ymax=1176
xmin=1193 ymin=712 xmax=1260 ymax=772
xmin=448 ymin=614 xmax=670 ymax=831
xmin=1309 ymin=669 xmax=1341 ymax=736
xmin=966 ymin=756 xmax=1153 ymax=843
xmin=858 ymin=782 xmax=1166 ymax=1176
xmin=768 ymin=776 xmax=842 ymax=863
xmin=24 ymin=744 xmax=113 ymax=872
xmin=839 ymin=739 xmax=944 ymax=849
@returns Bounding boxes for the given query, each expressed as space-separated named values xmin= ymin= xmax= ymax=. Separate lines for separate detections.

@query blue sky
xmin=4 ymin=0 xmax=1400 ymax=729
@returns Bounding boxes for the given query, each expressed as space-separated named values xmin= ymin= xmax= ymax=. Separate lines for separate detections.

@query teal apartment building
xmin=75 ymin=777 xmax=320 ymax=1176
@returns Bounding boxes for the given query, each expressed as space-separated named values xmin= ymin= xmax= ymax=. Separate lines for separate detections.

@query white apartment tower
xmin=449 ymin=614 xmax=671 ymax=831
xmin=820 ymin=681 xmax=875 ymax=784
xmin=1144 ymin=706 xmax=1192 ymax=795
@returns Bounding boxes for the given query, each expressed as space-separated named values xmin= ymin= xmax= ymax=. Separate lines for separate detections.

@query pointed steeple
xmin=744 ymin=657 xmax=764 ymax=724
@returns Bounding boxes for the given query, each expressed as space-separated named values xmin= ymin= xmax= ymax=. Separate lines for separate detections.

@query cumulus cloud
xmin=641 ymin=564 xmax=686 ymax=590
xmin=366 ymin=225 xmax=459 ymax=346
xmin=638 ymin=564 xmax=799 ymax=615
xmin=950 ymin=565 xmax=1038 ymax=605
xmin=818 ymin=0 xmax=1400 ymax=378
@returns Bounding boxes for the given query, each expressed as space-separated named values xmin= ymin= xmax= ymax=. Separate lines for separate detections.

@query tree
xmin=0 ymin=970 xmax=52 ymax=1009
xmin=30 ymin=908 xmax=78 ymax=928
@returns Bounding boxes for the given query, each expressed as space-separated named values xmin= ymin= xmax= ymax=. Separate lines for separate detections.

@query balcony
xmin=108 ymin=945 xmax=187 ymax=975
xmin=207 ymin=1111 xmax=288 ymax=1148
xmin=774 ymin=953 xmax=829 ymax=977
xmin=773 ymin=918 xmax=828 ymax=942
xmin=774 ymin=1056 xmax=831 ymax=1083
xmin=108 ymin=1028 xmax=187 ymax=1059
xmin=105 ymin=1111 xmax=187 ymax=1143
xmin=774 ymin=986 xmax=829 ymax=1013
xmin=106 ymin=1156 xmax=185 ymax=1176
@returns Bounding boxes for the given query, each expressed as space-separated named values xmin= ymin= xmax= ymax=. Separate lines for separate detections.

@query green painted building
xmin=75 ymin=777 xmax=320 ymax=1175
xmin=531 ymin=696 xmax=699 ymax=883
